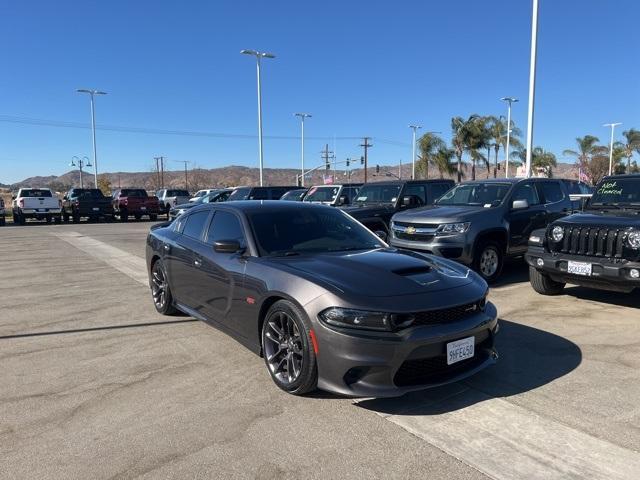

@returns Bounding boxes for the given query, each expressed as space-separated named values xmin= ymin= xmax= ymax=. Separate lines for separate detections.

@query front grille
xmin=393 ymin=221 xmax=438 ymax=228
xmin=394 ymin=337 xmax=492 ymax=387
xmin=395 ymin=232 xmax=434 ymax=242
xmin=412 ymin=300 xmax=484 ymax=327
xmin=550 ymin=225 xmax=626 ymax=258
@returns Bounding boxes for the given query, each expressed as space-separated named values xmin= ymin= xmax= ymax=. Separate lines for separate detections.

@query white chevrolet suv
xmin=12 ymin=188 xmax=62 ymax=225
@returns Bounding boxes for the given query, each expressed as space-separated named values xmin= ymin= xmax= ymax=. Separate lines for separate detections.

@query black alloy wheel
xmin=150 ymin=259 xmax=176 ymax=315
xmin=262 ymin=300 xmax=317 ymax=395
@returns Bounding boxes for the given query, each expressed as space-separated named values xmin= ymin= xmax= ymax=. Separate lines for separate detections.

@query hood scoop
xmin=393 ymin=265 xmax=433 ymax=276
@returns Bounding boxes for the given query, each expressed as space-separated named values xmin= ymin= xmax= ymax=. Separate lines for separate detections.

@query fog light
xmin=536 ymin=258 xmax=544 ymax=267
xmin=630 ymin=269 xmax=640 ymax=279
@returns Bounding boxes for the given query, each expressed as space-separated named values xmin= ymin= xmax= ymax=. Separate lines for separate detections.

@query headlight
xmin=318 ymin=307 xmax=414 ymax=332
xmin=551 ymin=226 xmax=564 ymax=242
xmin=628 ymin=230 xmax=640 ymax=249
xmin=436 ymin=222 xmax=470 ymax=235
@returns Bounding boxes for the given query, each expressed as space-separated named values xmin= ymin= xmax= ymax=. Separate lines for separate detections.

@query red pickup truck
xmin=112 ymin=188 xmax=160 ymax=222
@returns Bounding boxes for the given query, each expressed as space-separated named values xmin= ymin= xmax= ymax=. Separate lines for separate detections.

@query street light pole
xmin=524 ymin=0 xmax=539 ymax=178
xmin=70 ymin=156 xmax=92 ymax=189
xmin=77 ymin=89 xmax=107 ymax=188
xmin=241 ymin=49 xmax=275 ymax=187
xmin=604 ymin=122 xmax=622 ymax=175
xmin=500 ymin=97 xmax=519 ymax=178
xmin=409 ymin=125 xmax=422 ymax=180
xmin=294 ymin=113 xmax=312 ymax=186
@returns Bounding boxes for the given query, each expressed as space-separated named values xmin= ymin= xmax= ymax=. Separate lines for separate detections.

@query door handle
xmin=194 ymin=259 xmax=202 ymax=268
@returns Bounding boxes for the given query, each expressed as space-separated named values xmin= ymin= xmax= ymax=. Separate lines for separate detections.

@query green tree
xmin=618 ymin=128 xmax=640 ymax=171
xmin=451 ymin=115 xmax=489 ymax=182
xmin=487 ymin=116 xmax=522 ymax=178
xmin=416 ymin=132 xmax=446 ymax=179
xmin=562 ymin=135 xmax=600 ymax=181
xmin=431 ymin=147 xmax=456 ymax=179
xmin=531 ymin=147 xmax=557 ymax=178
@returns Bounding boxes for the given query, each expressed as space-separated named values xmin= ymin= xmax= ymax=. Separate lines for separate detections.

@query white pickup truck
xmin=12 ymin=188 xmax=62 ymax=225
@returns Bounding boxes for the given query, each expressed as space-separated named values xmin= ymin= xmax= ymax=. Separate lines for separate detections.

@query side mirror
xmin=374 ymin=230 xmax=387 ymax=242
xmin=338 ymin=195 xmax=348 ymax=205
xmin=214 ymin=239 xmax=241 ymax=254
xmin=512 ymin=199 xmax=529 ymax=210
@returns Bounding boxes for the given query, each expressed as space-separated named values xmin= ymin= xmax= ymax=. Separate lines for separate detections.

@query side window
xmin=206 ymin=211 xmax=245 ymax=246
xmin=511 ymin=182 xmax=540 ymax=205
xmin=539 ymin=181 xmax=564 ymax=203
xmin=429 ymin=183 xmax=453 ymax=203
xmin=403 ymin=184 xmax=427 ymax=204
xmin=250 ymin=189 xmax=269 ymax=200
xmin=269 ymin=188 xmax=287 ymax=199
xmin=182 ymin=211 xmax=210 ymax=240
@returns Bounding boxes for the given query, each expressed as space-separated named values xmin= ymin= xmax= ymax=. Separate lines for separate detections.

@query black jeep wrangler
xmin=526 ymin=174 xmax=640 ymax=294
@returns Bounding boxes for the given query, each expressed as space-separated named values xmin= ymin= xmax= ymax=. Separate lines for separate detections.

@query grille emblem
xmin=406 ymin=226 xmax=416 ymax=234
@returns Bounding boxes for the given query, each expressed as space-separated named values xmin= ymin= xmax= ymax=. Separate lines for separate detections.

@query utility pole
xmin=321 ymin=144 xmax=334 ymax=183
xmin=173 ymin=160 xmax=190 ymax=190
xmin=360 ymin=137 xmax=372 ymax=183
xmin=154 ymin=156 xmax=166 ymax=189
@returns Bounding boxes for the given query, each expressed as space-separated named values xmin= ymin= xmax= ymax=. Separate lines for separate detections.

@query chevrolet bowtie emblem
xmin=406 ymin=226 xmax=416 ymax=234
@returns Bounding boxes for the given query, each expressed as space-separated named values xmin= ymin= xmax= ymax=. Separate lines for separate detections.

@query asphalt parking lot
xmin=1 ymin=221 xmax=640 ymax=479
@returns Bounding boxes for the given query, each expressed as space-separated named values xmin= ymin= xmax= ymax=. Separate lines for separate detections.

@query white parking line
xmin=51 ymin=231 xmax=148 ymax=286
xmin=357 ymin=386 xmax=640 ymax=480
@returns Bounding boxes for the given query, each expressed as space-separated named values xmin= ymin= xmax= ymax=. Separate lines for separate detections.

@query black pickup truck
xmin=340 ymin=179 xmax=454 ymax=234
xmin=62 ymin=188 xmax=114 ymax=223
xmin=526 ymin=174 xmax=640 ymax=294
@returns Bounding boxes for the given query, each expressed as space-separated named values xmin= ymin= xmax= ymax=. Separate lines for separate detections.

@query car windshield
xmin=436 ymin=182 xmax=511 ymax=206
xmin=303 ymin=186 xmax=340 ymax=203
xmin=228 ymin=188 xmax=250 ymax=201
xmin=121 ymin=189 xmax=148 ymax=198
xmin=249 ymin=207 xmax=382 ymax=256
xmin=74 ymin=189 xmax=105 ymax=198
xmin=354 ymin=184 xmax=401 ymax=205
xmin=21 ymin=189 xmax=52 ymax=197
xmin=589 ymin=178 xmax=640 ymax=206
xmin=168 ymin=190 xmax=189 ymax=196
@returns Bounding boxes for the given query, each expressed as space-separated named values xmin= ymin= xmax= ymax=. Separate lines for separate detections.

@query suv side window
xmin=403 ymin=184 xmax=427 ymax=204
xmin=182 ymin=211 xmax=209 ymax=240
xmin=512 ymin=182 xmax=540 ymax=205
xmin=539 ymin=181 xmax=564 ymax=203
xmin=269 ymin=188 xmax=288 ymax=199
xmin=428 ymin=183 xmax=453 ymax=203
xmin=250 ymin=188 xmax=269 ymax=200
xmin=206 ymin=210 xmax=245 ymax=246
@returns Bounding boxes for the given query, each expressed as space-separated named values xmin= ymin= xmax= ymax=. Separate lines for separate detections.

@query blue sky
xmin=1 ymin=0 xmax=638 ymax=184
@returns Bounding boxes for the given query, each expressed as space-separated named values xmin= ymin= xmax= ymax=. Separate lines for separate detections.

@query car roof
xmin=602 ymin=173 xmax=640 ymax=180
xmin=361 ymin=179 xmax=453 ymax=186
xmin=190 ymin=200 xmax=334 ymax=215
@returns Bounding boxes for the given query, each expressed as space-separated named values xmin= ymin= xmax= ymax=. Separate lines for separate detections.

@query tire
xmin=150 ymin=214 xmax=158 ymax=221
xmin=134 ymin=214 xmax=142 ymax=220
xmin=473 ymin=241 xmax=504 ymax=283
xmin=72 ymin=211 xmax=80 ymax=223
xmin=45 ymin=216 xmax=52 ymax=224
xmin=0 ymin=217 xmax=5 ymax=226
xmin=53 ymin=216 xmax=61 ymax=224
xmin=14 ymin=212 xmax=25 ymax=225
xmin=119 ymin=209 xmax=128 ymax=222
xmin=150 ymin=259 xmax=177 ymax=315
xmin=63 ymin=211 xmax=70 ymax=223
xmin=529 ymin=266 xmax=565 ymax=295
xmin=261 ymin=300 xmax=318 ymax=395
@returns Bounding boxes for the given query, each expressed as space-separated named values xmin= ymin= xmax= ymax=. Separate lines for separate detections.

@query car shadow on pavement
xmin=491 ymin=258 xmax=530 ymax=288
xmin=356 ymin=319 xmax=582 ymax=416
xmin=560 ymin=286 xmax=640 ymax=309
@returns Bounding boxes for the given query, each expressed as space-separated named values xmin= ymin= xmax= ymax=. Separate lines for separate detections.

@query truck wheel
xmin=120 ymin=209 xmax=128 ymax=222
xmin=14 ymin=212 xmax=25 ymax=225
xmin=45 ymin=216 xmax=52 ymax=224
xmin=150 ymin=214 xmax=158 ymax=221
xmin=54 ymin=216 xmax=61 ymax=224
xmin=72 ymin=211 xmax=80 ymax=223
xmin=63 ymin=212 xmax=69 ymax=223
xmin=473 ymin=241 xmax=504 ymax=283
xmin=0 ymin=217 xmax=5 ymax=226
xmin=529 ymin=267 xmax=565 ymax=295
xmin=134 ymin=214 xmax=142 ymax=220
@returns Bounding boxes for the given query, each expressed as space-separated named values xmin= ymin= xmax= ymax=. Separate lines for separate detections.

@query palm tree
xmin=451 ymin=115 xmax=476 ymax=182
xmin=416 ymin=132 xmax=446 ymax=179
xmin=487 ymin=116 xmax=522 ymax=178
xmin=562 ymin=135 xmax=600 ymax=179
xmin=431 ymin=147 xmax=456 ymax=179
xmin=531 ymin=147 xmax=557 ymax=178
xmin=619 ymin=129 xmax=640 ymax=171
xmin=451 ymin=115 xmax=490 ymax=182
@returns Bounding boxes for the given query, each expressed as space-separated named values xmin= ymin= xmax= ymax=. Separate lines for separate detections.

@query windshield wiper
xmin=590 ymin=202 xmax=622 ymax=209
xmin=270 ymin=251 xmax=301 ymax=257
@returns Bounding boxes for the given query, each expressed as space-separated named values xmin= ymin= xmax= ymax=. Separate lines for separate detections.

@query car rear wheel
xmin=529 ymin=266 xmax=565 ymax=295
xmin=150 ymin=214 xmax=158 ymax=221
xmin=474 ymin=242 xmax=504 ymax=283
xmin=134 ymin=214 xmax=142 ymax=220
xmin=120 ymin=209 xmax=128 ymax=222
xmin=262 ymin=300 xmax=317 ymax=395
xmin=0 ymin=217 xmax=5 ymax=226
xmin=150 ymin=259 xmax=177 ymax=315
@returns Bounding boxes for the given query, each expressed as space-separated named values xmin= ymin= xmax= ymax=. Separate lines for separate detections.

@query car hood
xmin=392 ymin=204 xmax=491 ymax=223
xmin=263 ymin=248 xmax=477 ymax=297
xmin=341 ymin=204 xmax=394 ymax=219
xmin=555 ymin=210 xmax=640 ymax=228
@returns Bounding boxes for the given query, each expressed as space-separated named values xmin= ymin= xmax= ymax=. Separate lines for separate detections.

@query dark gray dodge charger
xmin=146 ymin=201 xmax=499 ymax=397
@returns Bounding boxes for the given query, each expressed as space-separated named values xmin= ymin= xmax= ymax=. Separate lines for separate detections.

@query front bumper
xmin=312 ymin=302 xmax=499 ymax=397
xmin=526 ymin=246 xmax=640 ymax=292
xmin=389 ymin=234 xmax=473 ymax=264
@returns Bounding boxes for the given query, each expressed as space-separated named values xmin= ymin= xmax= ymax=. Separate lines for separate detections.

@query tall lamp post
xmin=70 ymin=156 xmax=92 ymax=188
xmin=76 ymin=89 xmax=107 ymax=188
xmin=500 ymin=97 xmax=518 ymax=177
xmin=524 ymin=0 xmax=539 ymax=178
xmin=409 ymin=125 xmax=422 ymax=180
xmin=604 ymin=122 xmax=622 ymax=175
xmin=241 ymin=49 xmax=275 ymax=186
xmin=294 ymin=113 xmax=312 ymax=186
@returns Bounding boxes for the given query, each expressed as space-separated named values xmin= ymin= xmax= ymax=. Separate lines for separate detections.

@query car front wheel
xmin=150 ymin=259 xmax=177 ymax=315
xmin=262 ymin=300 xmax=317 ymax=395
xmin=529 ymin=266 xmax=565 ymax=295
xmin=474 ymin=242 xmax=504 ymax=283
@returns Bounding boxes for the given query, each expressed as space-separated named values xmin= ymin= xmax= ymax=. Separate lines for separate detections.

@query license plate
xmin=92 ymin=207 xmax=100 ymax=211
xmin=567 ymin=260 xmax=592 ymax=276
xmin=446 ymin=336 xmax=474 ymax=365
xmin=37 ymin=209 xmax=46 ymax=212
xmin=140 ymin=207 xmax=147 ymax=210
